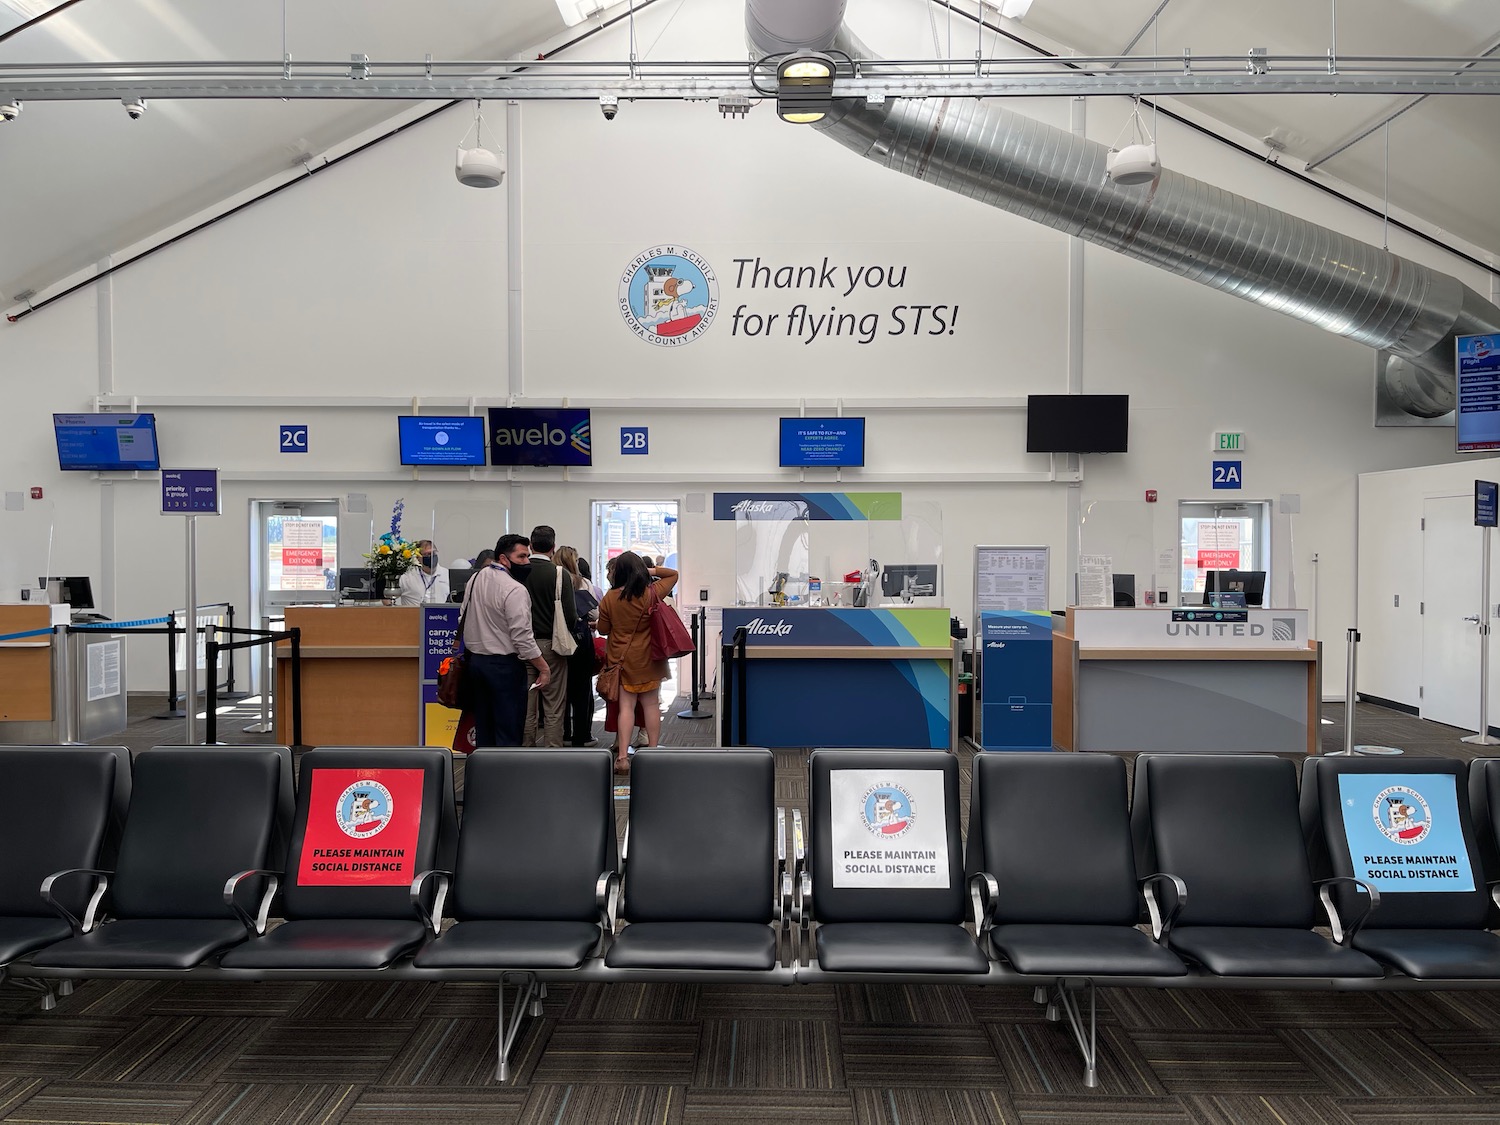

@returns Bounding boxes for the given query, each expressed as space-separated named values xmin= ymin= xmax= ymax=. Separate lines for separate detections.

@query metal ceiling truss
xmin=3 ymin=51 xmax=1500 ymax=101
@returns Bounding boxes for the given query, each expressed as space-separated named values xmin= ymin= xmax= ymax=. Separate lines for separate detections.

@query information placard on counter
xmin=419 ymin=604 xmax=462 ymax=749
xmin=978 ymin=611 xmax=1054 ymax=751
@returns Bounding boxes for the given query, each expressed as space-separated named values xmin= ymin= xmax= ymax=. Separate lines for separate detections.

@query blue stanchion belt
xmin=0 ymin=615 xmax=173 ymax=644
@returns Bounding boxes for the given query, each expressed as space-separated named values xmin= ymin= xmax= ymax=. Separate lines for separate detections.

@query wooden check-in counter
xmin=1054 ymin=606 xmax=1320 ymax=754
xmin=276 ymin=606 xmax=421 ymax=746
xmin=0 ymin=604 xmax=65 ymax=729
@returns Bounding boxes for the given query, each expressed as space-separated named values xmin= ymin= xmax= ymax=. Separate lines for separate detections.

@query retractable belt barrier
xmin=204 ymin=628 xmax=302 ymax=748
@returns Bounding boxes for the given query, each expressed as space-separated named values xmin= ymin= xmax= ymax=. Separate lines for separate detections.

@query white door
xmin=1421 ymin=494 xmax=1484 ymax=730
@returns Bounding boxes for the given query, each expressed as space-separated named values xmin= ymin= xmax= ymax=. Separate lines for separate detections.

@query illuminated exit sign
xmin=1214 ymin=431 xmax=1246 ymax=452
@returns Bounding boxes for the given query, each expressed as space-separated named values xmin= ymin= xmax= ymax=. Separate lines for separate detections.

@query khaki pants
xmin=523 ymin=639 xmax=570 ymax=747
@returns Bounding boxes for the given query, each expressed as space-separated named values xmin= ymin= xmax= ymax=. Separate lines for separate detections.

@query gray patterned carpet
xmin=0 ymin=693 xmax=1493 ymax=1125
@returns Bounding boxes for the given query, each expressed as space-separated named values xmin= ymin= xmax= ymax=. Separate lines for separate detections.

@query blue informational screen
xmin=398 ymin=416 xmax=487 ymax=466
xmin=780 ymin=417 xmax=865 ymax=467
xmin=1336 ymin=772 xmax=1474 ymax=892
xmin=1457 ymin=334 xmax=1500 ymax=453
xmin=54 ymin=413 xmax=160 ymax=471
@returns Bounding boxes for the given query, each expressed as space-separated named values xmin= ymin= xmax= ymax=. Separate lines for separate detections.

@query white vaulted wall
xmin=0 ymin=0 xmax=1490 ymax=692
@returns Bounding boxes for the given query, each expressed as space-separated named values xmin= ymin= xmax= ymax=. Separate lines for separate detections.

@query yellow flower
xmin=403 ymin=548 xmax=415 ymax=558
xmin=378 ymin=544 xmax=392 ymax=555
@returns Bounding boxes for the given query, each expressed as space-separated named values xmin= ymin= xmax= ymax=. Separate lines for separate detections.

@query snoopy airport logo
xmin=619 ymin=245 xmax=719 ymax=346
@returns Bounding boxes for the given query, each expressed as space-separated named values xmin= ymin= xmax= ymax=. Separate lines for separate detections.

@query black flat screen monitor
xmin=1204 ymin=569 xmax=1265 ymax=607
xmin=447 ymin=566 xmax=475 ymax=603
xmin=1113 ymin=573 xmax=1136 ymax=607
xmin=338 ymin=567 xmax=376 ymax=600
xmin=54 ymin=413 xmax=161 ymax=471
xmin=398 ymin=416 xmax=488 ymax=466
xmin=41 ymin=576 xmax=94 ymax=609
xmin=1026 ymin=395 xmax=1129 ymax=454
xmin=779 ymin=417 xmax=865 ymax=467
xmin=880 ymin=564 xmax=939 ymax=599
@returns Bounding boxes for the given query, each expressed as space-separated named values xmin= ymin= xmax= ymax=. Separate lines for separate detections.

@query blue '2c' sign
xmin=621 ymin=426 xmax=649 ymax=456
xmin=280 ymin=424 xmax=309 ymax=453
xmin=1212 ymin=460 xmax=1242 ymax=489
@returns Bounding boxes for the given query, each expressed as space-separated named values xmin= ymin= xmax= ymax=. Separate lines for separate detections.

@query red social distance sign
xmin=298 ymin=768 xmax=425 ymax=886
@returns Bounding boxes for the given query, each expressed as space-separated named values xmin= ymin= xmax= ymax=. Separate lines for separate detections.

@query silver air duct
xmin=748 ymin=2 xmax=1499 ymax=417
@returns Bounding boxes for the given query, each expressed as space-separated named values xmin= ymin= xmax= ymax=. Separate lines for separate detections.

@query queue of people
xmin=451 ymin=528 xmax=679 ymax=759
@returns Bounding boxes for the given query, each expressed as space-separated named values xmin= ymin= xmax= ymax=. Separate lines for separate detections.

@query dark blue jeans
xmin=465 ymin=652 xmax=528 ymax=748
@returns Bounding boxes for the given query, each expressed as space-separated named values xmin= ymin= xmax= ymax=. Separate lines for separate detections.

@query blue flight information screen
xmin=1457 ymin=334 xmax=1500 ymax=453
xmin=398 ymin=416 xmax=487 ymax=466
xmin=54 ymin=413 xmax=160 ymax=471
xmin=779 ymin=417 xmax=866 ymax=467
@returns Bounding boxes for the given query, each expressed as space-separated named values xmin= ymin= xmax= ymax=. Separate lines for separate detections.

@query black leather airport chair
xmin=1131 ymin=754 xmax=1383 ymax=980
xmin=29 ymin=748 xmax=287 ymax=972
xmin=219 ymin=747 xmax=456 ymax=973
xmin=1468 ymin=759 xmax=1500 ymax=930
xmin=967 ymin=752 xmax=1187 ymax=1087
xmin=604 ymin=748 xmax=787 ymax=976
xmin=799 ymin=749 xmax=988 ymax=981
xmin=0 ymin=747 xmax=130 ymax=994
xmin=1310 ymin=756 xmax=1500 ymax=979
xmin=411 ymin=749 xmax=617 ymax=1081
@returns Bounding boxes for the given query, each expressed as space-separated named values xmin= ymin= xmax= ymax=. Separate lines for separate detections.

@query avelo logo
xmin=619 ymin=245 xmax=719 ymax=346
xmin=487 ymin=408 xmax=592 ymax=467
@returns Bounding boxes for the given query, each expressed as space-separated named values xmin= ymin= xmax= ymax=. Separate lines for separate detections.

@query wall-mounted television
xmin=1456 ymin=333 xmax=1500 ymax=453
xmin=1026 ymin=395 xmax=1129 ymax=454
xmin=54 ymin=413 xmax=161 ymax=471
xmin=398 ymin=416 xmax=488 ymax=466
xmin=780 ymin=417 xmax=866 ymax=467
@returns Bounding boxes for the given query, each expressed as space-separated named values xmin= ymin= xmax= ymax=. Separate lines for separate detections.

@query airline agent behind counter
xmin=394 ymin=539 xmax=451 ymax=606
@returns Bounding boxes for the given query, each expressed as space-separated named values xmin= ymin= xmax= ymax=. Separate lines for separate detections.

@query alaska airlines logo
xmin=733 ymin=500 xmax=776 ymax=514
xmin=744 ymin=618 xmax=793 ymax=636
xmin=619 ymin=245 xmax=719 ymax=346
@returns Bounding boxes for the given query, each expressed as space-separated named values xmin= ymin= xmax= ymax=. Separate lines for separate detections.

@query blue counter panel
xmin=741 ymin=658 xmax=950 ymax=749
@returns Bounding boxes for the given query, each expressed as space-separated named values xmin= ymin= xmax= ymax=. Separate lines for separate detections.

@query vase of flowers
xmin=364 ymin=499 xmax=419 ymax=597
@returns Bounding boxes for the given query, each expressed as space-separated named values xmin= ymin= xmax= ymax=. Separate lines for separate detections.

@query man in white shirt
xmin=463 ymin=535 xmax=550 ymax=747
xmin=395 ymin=540 xmax=450 ymax=606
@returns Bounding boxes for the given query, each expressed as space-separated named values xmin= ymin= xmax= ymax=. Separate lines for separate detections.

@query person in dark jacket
xmin=521 ymin=524 xmax=577 ymax=747
xmin=556 ymin=545 xmax=598 ymax=747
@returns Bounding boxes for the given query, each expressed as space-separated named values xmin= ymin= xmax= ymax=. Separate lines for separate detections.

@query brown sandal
xmin=613 ymin=757 xmax=631 ymax=775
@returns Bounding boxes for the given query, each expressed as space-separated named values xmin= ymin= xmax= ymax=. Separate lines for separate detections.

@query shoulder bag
xmin=435 ymin=594 xmax=469 ymax=709
xmin=550 ymin=566 xmax=578 ymax=656
xmin=648 ymin=585 xmax=695 ymax=661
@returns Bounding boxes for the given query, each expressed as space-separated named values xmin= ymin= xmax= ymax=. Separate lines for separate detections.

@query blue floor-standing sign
xmin=979 ymin=610 xmax=1055 ymax=751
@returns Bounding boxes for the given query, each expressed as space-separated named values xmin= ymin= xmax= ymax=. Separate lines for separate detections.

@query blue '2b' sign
xmin=621 ymin=427 xmax=649 ymax=456
xmin=1212 ymin=460 xmax=1242 ymax=489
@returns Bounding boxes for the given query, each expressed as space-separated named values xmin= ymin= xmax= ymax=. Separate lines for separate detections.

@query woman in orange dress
xmin=595 ymin=551 xmax=679 ymax=772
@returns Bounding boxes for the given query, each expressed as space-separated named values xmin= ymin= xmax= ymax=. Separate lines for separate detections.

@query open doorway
xmin=590 ymin=500 xmax=680 ymax=585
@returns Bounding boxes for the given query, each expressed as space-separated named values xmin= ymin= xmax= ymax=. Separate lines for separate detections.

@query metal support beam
xmin=1111 ymin=0 xmax=1175 ymax=66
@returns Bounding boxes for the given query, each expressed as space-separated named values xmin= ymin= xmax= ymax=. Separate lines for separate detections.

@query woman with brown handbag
xmin=595 ymin=551 xmax=678 ymax=773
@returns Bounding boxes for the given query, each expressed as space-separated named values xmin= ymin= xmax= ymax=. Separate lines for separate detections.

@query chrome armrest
xmin=596 ymin=871 xmax=621 ymax=933
xmin=1141 ymin=872 xmax=1188 ymax=943
xmin=408 ymin=869 xmax=452 ymax=936
xmin=797 ymin=871 xmax=813 ymax=928
xmin=1488 ymin=878 xmax=1500 ymax=913
xmin=1316 ymin=876 xmax=1381 ymax=946
xmin=775 ymin=806 xmax=787 ymax=925
xmin=223 ymin=869 xmax=282 ymax=937
xmin=40 ymin=868 xmax=111 ymax=936
xmin=968 ymin=871 xmax=999 ymax=938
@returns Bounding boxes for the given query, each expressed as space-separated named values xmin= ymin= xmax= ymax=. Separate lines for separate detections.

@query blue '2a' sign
xmin=1212 ymin=460 xmax=1242 ymax=489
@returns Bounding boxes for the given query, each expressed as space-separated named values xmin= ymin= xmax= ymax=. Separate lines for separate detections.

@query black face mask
xmin=506 ymin=561 xmax=533 ymax=582
xmin=420 ymin=554 xmax=436 ymax=568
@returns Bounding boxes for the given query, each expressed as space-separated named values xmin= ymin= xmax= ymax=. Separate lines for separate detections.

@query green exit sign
xmin=1214 ymin=431 xmax=1246 ymax=451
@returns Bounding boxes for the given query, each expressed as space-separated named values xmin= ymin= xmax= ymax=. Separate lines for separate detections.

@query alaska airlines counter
xmin=719 ymin=607 xmax=955 ymax=750
xmin=1054 ymin=606 xmax=1319 ymax=754
xmin=275 ymin=606 xmax=421 ymax=747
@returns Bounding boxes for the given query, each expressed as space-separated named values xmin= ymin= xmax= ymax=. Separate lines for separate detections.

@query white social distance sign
xmin=829 ymin=769 xmax=950 ymax=889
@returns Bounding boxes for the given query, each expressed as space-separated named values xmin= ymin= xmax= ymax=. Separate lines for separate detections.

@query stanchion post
xmin=164 ymin=613 xmax=180 ymax=718
xmin=223 ymin=604 xmax=238 ymax=697
xmin=289 ymin=627 xmax=304 ymax=749
xmin=735 ymin=627 xmax=748 ymax=747
xmin=205 ymin=638 xmax=220 ymax=746
xmin=699 ymin=609 xmax=715 ymax=700
xmin=720 ymin=635 xmax=735 ymax=746
xmin=676 ymin=611 xmax=711 ymax=721
xmin=184 ymin=516 xmax=199 ymax=746
xmin=1464 ymin=521 xmax=1500 ymax=745
xmin=1338 ymin=628 xmax=1360 ymax=756
xmin=243 ymin=616 xmax=275 ymax=735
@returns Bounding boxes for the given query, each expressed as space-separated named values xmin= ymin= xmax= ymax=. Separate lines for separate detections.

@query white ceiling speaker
xmin=455 ymin=100 xmax=505 ymax=188
xmin=1107 ymin=143 xmax=1160 ymax=186
xmin=1107 ymin=98 xmax=1161 ymax=187
xmin=455 ymin=145 xmax=505 ymax=188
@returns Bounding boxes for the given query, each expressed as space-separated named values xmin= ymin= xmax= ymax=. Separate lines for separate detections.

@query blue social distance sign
xmin=1336 ymin=772 xmax=1474 ymax=892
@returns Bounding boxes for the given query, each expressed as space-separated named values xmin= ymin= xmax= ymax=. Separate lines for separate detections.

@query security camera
xmin=0 ymin=101 xmax=20 ymax=122
xmin=122 ymin=97 xmax=148 ymax=120
xmin=599 ymin=94 xmax=618 ymax=121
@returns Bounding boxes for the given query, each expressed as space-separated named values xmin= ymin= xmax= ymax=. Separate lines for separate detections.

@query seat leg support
xmin=1032 ymin=985 xmax=1049 ymax=1005
xmin=9 ymin=977 xmax=58 ymax=1011
xmin=56 ymin=980 xmax=74 ymax=998
xmin=529 ymin=979 xmax=546 ymax=1018
xmin=1052 ymin=980 xmax=1099 ymax=1089
xmin=496 ymin=974 xmax=538 ymax=1084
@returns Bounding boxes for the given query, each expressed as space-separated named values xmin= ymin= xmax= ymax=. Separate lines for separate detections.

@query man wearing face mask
xmin=394 ymin=539 xmax=450 ymax=606
xmin=461 ymin=534 xmax=550 ymax=747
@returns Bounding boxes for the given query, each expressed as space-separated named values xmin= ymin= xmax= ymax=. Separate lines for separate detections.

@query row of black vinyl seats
xmin=4 ymin=747 xmax=1500 ymax=1086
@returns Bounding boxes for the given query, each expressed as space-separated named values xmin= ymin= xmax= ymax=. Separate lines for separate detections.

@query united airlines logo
xmin=619 ymin=245 xmax=719 ymax=346
xmin=1273 ymin=618 xmax=1297 ymax=641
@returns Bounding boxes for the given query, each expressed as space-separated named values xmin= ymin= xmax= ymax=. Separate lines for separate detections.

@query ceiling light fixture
xmin=455 ymin=99 xmax=504 ymax=188
xmin=776 ymin=51 xmax=836 ymax=124
xmin=1106 ymin=97 xmax=1160 ymax=186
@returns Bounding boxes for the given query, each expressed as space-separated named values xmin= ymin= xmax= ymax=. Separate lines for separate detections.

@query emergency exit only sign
xmin=1214 ymin=431 xmax=1246 ymax=452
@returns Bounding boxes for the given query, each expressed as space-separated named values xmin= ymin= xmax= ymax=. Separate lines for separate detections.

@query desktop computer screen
xmin=1204 ymin=569 xmax=1266 ymax=607
xmin=40 ymin=576 xmax=94 ymax=609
